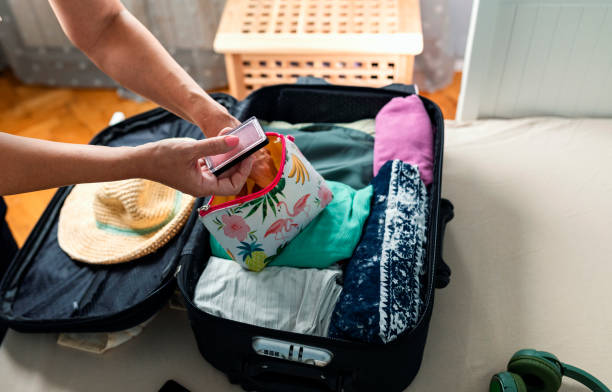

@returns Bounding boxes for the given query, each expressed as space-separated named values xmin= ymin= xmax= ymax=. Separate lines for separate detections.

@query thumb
xmin=194 ymin=135 xmax=239 ymax=157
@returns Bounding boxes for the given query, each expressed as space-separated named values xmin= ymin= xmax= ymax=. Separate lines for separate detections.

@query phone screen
xmin=206 ymin=117 xmax=267 ymax=174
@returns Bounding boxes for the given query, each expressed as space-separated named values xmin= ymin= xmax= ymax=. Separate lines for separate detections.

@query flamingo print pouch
xmin=198 ymin=132 xmax=332 ymax=272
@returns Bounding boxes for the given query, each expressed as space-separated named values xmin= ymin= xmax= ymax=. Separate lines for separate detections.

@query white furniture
xmin=457 ymin=0 xmax=612 ymax=121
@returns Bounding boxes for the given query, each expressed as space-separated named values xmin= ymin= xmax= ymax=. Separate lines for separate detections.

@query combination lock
xmin=252 ymin=337 xmax=333 ymax=367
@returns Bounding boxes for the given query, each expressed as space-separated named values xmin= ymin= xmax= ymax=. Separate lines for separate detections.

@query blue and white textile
xmin=328 ymin=160 xmax=429 ymax=343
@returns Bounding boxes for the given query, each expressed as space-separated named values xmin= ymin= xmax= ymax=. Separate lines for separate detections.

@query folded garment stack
xmin=194 ymin=256 xmax=343 ymax=336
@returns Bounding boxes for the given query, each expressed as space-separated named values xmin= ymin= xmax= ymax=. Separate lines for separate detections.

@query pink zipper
xmin=199 ymin=132 xmax=287 ymax=217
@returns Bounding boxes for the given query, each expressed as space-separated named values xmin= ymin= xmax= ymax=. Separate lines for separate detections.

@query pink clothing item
xmin=373 ymin=96 xmax=434 ymax=186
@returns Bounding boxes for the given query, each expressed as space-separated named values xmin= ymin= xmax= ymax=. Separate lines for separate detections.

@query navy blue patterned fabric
xmin=328 ymin=160 xmax=429 ymax=343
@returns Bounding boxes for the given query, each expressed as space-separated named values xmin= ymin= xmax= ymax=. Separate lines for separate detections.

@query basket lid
xmin=214 ymin=0 xmax=423 ymax=55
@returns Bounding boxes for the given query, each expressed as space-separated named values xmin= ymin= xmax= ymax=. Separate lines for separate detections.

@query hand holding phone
xmin=205 ymin=117 xmax=269 ymax=177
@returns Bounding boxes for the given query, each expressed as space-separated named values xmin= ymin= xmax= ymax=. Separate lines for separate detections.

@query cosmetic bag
xmin=0 ymin=78 xmax=454 ymax=392
xmin=199 ymin=132 xmax=331 ymax=271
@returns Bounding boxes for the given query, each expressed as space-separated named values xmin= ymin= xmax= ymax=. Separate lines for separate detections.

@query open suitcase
xmin=0 ymin=197 xmax=18 ymax=343
xmin=0 ymin=79 xmax=454 ymax=392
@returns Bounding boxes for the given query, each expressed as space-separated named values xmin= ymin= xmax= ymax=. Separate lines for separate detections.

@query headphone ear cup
xmin=490 ymin=372 xmax=527 ymax=392
xmin=507 ymin=356 xmax=562 ymax=392
xmin=511 ymin=373 xmax=528 ymax=392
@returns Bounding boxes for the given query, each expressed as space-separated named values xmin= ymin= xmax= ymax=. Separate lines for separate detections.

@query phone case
xmin=207 ymin=117 xmax=268 ymax=176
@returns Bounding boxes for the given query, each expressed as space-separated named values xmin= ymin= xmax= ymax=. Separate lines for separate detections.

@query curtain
xmin=0 ymin=0 xmax=456 ymax=92
xmin=0 ymin=0 xmax=227 ymax=90
xmin=414 ymin=0 xmax=455 ymax=92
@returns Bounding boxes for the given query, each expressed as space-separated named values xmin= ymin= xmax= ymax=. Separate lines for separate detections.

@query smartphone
xmin=205 ymin=117 xmax=268 ymax=176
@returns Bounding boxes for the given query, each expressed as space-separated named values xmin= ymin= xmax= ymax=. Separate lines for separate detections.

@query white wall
xmin=458 ymin=0 xmax=612 ymax=120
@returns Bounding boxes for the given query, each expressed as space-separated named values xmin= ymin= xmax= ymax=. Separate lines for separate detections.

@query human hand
xmin=138 ymin=136 xmax=254 ymax=197
xmin=218 ymin=127 xmax=277 ymax=188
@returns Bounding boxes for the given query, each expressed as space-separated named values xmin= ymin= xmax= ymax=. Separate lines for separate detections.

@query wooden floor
xmin=420 ymin=71 xmax=462 ymax=120
xmin=1 ymin=70 xmax=461 ymax=246
xmin=1 ymin=71 xmax=157 ymax=246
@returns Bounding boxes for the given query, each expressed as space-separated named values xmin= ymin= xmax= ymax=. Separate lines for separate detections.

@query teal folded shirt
xmin=210 ymin=181 xmax=373 ymax=269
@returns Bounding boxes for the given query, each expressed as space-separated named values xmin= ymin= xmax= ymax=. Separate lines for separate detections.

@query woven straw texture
xmin=58 ymin=179 xmax=195 ymax=265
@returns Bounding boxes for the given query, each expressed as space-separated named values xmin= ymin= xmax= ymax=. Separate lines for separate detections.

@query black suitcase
xmin=0 ymin=80 xmax=454 ymax=392
xmin=0 ymin=197 xmax=18 ymax=343
xmin=0 ymin=197 xmax=17 ymax=286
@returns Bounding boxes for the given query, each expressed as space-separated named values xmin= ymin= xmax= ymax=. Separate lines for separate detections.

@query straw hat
xmin=58 ymin=179 xmax=195 ymax=264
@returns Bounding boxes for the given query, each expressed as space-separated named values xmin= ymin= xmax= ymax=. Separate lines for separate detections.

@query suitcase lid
xmin=0 ymin=109 xmax=208 ymax=332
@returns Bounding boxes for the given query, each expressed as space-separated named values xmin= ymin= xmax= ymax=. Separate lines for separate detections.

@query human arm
xmin=48 ymin=0 xmax=275 ymax=187
xmin=0 ymin=132 xmax=253 ymax=197
xmin=48 ymin=0 xmax=238 ymax=137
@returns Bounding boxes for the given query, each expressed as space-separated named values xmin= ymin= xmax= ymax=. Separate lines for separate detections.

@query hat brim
xmin=58 ymin=182 xmax=195 ymax=264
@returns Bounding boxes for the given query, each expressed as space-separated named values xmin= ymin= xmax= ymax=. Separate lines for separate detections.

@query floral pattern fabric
xmin=221 ymin=215 xmax=250 ymax=242
xmin=199 ymin=134 xmax=331 ymax=272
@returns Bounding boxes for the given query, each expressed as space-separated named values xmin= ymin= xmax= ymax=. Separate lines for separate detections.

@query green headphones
xmin=490 ymin=349 xmax=610 ymax=392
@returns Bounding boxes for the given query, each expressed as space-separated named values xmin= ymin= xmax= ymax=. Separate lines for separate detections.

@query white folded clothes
xmin=194 ymin=256 xmax=342 ymax=337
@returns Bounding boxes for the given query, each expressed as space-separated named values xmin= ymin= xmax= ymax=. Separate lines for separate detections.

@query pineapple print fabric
xmin=199 ymin=133 xmax=331 ymax=271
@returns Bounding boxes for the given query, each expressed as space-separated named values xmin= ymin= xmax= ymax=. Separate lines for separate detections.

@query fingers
xmin=219 ymin=159 xmax=253 ymax=195
xmin=235 ymin=155 xmax=255 ymax=179
xmin=194 ymin=135 xmax=239 ymax=157
xmin=196 ymin=152 xmax=255 ymax=196
xmin=211 ymin=155 xmax=255 ymax=196
xmin=218 ymin=127 xmax=233 ymax=136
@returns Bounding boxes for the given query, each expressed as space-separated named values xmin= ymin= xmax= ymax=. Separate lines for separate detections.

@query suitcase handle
xmin=434 ymin=199 xmax=454 ymax=289
xmin=242 ymin=359 xmax=342 ymax=392
xmin=295 ymin=76 xmax=329 ymax=86
xmin=295 ymin=76 xmax=417 ymax=95
xmin=381 ymin=83 xmax=418 ymax=95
